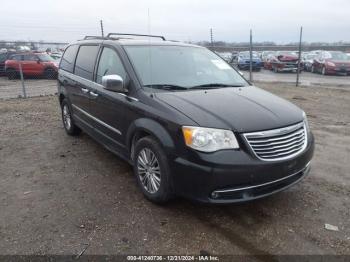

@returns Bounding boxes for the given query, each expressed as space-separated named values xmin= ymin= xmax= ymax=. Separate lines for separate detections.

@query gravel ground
xmin=0 ymin=83 xmax=349 ymax=258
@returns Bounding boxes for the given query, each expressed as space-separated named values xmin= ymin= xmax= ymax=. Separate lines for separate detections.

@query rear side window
xmin=74 ymin=45 xmax=100 ymax=80
xmin=23 ymin=54 xmax=37 ymax=61
xmin=96 ymin=47 xmax=127 ymax=84
xmin=60 ymin=45 xmax=79 ymax=73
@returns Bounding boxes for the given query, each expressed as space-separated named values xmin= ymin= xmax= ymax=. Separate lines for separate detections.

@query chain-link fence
xmin=0 ymin=51 xmax=58 ymax=99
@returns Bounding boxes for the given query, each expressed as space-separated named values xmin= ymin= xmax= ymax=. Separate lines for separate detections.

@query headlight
xmin=182 ymin=126 xmax=239 ymax=152
xmin=326 ymin=61 xmax=335 ymax=67
xmin=303 ymin=111 xmax=310 ymax=133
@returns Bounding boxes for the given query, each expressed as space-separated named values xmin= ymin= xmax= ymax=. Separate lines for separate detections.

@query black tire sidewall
xmin=61 ymin=99 xmax=80 ymax=136
xmin=133 ymin=136 xmax=173 ymax=203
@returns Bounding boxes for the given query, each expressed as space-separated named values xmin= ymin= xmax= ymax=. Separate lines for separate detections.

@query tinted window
xmin=96 ymin=47 xmax=126 ymax=84
xmin=10 ymin=55 xmax=22 ymax=61
xmin=23 ymin=54 xmax=37 ymax=61
xmin=74 ymin=45 xmax=99 ymax=80
xmin=60 ymin=45 xmax=79 ymax=73
xmin=0 ymin=53 xmax=7 ymax=62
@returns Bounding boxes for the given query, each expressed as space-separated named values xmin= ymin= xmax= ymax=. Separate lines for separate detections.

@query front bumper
xmin=326 ymin=67 xmax=350 ymax=75
xmin=170 ymin=132 xmax=314 ymax=204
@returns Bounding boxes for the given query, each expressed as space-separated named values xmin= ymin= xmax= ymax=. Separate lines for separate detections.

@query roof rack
xmin=83 ymin=36 xmax=108 ymax=40
xmin=107 ymin=33 xmax=166 ymax=41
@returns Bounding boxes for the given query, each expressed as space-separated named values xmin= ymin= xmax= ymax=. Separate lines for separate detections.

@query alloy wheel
xmin=62 ymin=104 xmax=72 ymax=130
xmin=137 ymin=148 xmax=161 ymax=194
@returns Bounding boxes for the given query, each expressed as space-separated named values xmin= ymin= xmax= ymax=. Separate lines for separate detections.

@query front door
xmin=89 ymin=46 xmax=129 ymax=149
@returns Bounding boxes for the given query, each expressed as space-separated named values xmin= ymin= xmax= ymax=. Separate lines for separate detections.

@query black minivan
xmin=58 ymin=33 xmax=314 ymax=204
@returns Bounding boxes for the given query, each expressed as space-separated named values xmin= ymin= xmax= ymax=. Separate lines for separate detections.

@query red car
xmin=311 ymin=51 xmax=350 ymax=75
xmin=5 ymin=52 xmax=58 ymax=79
xmin=269 ymin=51 xmax=302 ymax=73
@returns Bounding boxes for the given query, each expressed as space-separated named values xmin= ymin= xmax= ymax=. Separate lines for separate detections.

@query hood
xmin=328 ymin=59 xmax=350 ymax=66
xmin=277 ymin=55 xmax=298 ymax=62
xmin=155 ymin=86 xmax=303 ymax=133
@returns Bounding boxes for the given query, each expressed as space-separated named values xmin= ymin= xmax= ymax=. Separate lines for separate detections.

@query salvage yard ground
xmin=0 ymin=82 xmax=349 ymax=258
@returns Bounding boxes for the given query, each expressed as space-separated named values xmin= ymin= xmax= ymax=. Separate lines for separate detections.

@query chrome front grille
xmin=244 ymin=122 xmax=307 ymax=161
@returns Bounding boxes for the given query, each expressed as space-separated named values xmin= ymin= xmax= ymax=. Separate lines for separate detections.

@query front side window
xmin=60 ymin=45 xmax=79 ymax=73
xmin=96 ymin=47 xmax=126 ymax=84
xmin=125 ymin=45 xmax=248 ymax=90
xmin=10 ymin=55 xmax=22 ymax=61
xmin=74 ymin=45 xmax=100 ymax=80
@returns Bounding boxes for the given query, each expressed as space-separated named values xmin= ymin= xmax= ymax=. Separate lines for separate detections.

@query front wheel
xmin=44 ymin=68 xmax=57 ymax=79
xmin=133 ymin=136 xmax=173 ymax=203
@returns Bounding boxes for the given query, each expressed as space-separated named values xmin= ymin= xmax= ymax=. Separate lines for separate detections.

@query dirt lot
xmin=0 ymin=83 xmax=349 ymax=258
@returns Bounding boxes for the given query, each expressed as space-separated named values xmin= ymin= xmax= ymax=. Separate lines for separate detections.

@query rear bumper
xmin=170 ymin=132 xmax=314 ymax=204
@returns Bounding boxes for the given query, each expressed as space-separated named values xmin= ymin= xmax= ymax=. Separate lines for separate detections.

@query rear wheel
xmin=7 ymin=68 xmax=17 ymax=80
xmin=133 ymin=136 xmax=173 ymax=203
xmin=61 ymin=99 xmax=81 ymax=136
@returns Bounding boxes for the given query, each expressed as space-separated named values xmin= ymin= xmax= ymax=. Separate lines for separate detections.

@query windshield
xmin=328 ymin=52 xmax=349 ymax=61
xmin=277 ymin=51 xmax=297 ymax=56
xmin=125 ymin=46 xmax=248 ymax=90
xmin=37 ymin=53 xmax=55 ymax=62
xmin=239 ymin=52 xmax=259 ymax=58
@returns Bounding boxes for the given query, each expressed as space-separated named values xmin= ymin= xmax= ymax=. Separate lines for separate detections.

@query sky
xmin=0 ymin=0 xmax=349 ymax=43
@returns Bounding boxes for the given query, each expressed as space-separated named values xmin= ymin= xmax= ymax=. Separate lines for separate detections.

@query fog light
xmin=211 ymin=192 xmax=219 ymax=199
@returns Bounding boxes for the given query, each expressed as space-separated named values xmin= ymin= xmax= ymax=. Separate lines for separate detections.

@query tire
xmin=321 ymin=67 xmax=327 ymax=75
xmin=133 ymin=136 xmax=173 ymax=203
xmin=273 ymin=66 xmax=279 ymax=73
xmin=61 ymin=99 xmax=81 ymax=136
xmin=7 ymin=68 xmax=17 ymax=80
xmin=44 ymin=68 xmax=57 ymax=79
xmin=311 ymin=65 xmax=315 ymax=73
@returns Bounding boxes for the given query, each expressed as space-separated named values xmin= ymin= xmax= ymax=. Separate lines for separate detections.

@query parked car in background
xmin=231 ymin=51 xmax=263 ymax=71
xmin=311 ymin=51 xmax=350 ymax=75
xmin=303 ymin=53 xmax=318 ymax=72
xmin=50 ymin=52 xmax=63 ymax=61
xmin=5 ymin=52 xmax=59 ymax=79
xmin=269 ymin=51 xmax=302 ymax=73
xmin=261 ymin=51 xmax=275 ymax=66
xmin=58 ymin=34 xmax=314 ymax=204
xmin=263 ymin=53 xmax=277 ymax=70
xmin=0 ymin=51 xmax=19 ymax=76
xmin=215 ymin=51 xmax=232 ymax=63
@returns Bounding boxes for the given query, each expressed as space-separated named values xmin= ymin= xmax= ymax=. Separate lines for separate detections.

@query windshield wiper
xmin=143 ymin=84 xmax=188 ymax=90
xmin=190 ymin=83 xmax=245 ymax=89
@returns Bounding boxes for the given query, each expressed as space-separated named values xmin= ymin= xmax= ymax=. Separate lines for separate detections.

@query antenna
xmin=148 ymin=8 xmax=153 ymax=88
xmin=100 ymin=20 xmax=104 ymax=37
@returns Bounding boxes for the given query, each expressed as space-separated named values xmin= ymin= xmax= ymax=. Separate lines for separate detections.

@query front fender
xmin=126 ymin=118 xmax=176 ymax=154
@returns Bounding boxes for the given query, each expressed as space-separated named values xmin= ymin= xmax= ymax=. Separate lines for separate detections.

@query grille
xmin=244 ymin=122 xmax=307 ymax=161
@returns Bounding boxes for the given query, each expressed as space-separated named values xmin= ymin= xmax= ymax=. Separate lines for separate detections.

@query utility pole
xmin=249 ymin=29 xmax=253 ymax=82
xmin=296 ymin=26 xmax=303 ymax=87
xmin=210 ymin=28 xmax=213 ymax=47
xmin=100 ymin=20 xmax=104 ymax=37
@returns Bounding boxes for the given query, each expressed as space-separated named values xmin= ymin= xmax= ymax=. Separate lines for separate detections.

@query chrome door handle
xmin=81 ymin=88 xmax=89 ymax=93
xmin=90 ymin=91 xmax=99 ymax=97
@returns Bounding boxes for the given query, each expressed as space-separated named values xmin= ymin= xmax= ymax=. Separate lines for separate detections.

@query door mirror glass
xmin=101 ymin=75 xmax=125 ymax=92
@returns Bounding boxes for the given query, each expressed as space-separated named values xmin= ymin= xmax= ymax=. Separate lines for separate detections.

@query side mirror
xmin=101 ymin=75 xmax=126 ymax=93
